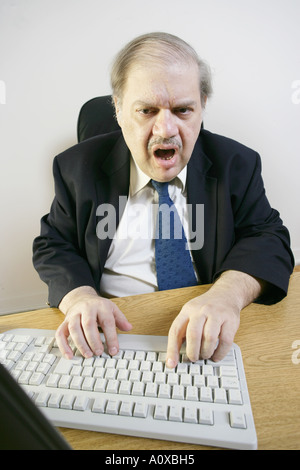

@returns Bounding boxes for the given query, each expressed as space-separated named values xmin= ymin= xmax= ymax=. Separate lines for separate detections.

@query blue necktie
xmin=151 ymin=180 xmax=198 ymax=291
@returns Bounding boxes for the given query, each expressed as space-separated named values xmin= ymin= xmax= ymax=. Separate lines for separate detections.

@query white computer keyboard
xmin=0 ymin=328 xmax=257 ymax=450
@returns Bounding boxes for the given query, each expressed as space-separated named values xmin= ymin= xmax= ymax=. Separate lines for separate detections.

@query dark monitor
xmin=0 ymin=363 xmax=71 ymax=450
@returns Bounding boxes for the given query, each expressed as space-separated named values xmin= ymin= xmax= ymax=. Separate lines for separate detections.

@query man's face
xmin=115 ymin=61 xmax=204 ymax=182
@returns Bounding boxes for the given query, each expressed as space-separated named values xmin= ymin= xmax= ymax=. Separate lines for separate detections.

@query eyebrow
xmin=132 ymin=100 xmax=198 ymax=109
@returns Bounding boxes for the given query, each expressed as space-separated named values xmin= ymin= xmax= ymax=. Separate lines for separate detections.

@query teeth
xmin=154 ymin=149 xmax=175 ymax=159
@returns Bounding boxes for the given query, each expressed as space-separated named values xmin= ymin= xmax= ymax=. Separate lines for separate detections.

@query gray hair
xmin=110 ymin=32 xmax=213 ymax=107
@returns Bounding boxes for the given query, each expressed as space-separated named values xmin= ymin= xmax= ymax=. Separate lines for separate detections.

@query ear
xmin=113 ymin=96 xmax=122 ymax=126
xmin=201 ymin=95 xmax=208 ymax=109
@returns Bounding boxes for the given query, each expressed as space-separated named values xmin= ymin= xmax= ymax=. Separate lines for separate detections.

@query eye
xmin=174 ymin=107 xmax=192 ymax=116
xmin=138 ymin=108 xmax=155 ymax=115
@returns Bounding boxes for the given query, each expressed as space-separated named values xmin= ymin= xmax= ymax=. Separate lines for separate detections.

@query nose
xmin=152 ymin=109 xmax=178 ymax=138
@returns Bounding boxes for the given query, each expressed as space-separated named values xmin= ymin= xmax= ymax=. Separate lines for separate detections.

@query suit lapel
xmin=96 ymin=133 xmax=131 ymax=275
xmin=187 ymin=135 xmax=218 ymax=284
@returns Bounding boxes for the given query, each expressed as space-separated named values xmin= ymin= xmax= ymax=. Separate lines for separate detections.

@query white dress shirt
xmin=99 ymin=156 xmax=193 ymax=298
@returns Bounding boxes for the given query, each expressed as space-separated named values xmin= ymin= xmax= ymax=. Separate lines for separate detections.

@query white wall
xmin=0 ymin=0 xmax=299 ymax=314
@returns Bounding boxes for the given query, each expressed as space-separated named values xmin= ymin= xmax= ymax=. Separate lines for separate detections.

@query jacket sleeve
xmin=214 ymin=152 xmax=294 ymax=304
xmin=32 ymin=156 xmax=98 ymax=308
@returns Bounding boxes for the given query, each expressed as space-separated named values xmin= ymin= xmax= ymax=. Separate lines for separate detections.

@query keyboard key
xmin=106 ymin=358 xmax=117 ymax=368
xmin=18 ymin=371 xmax=32 ymax=384
xmin=154 ymin=404 xmax=168 ymax=420
xmin=135 ymin=351 xmax=146 ymax=361
xmin=207 ymin=376 xmax=219 ymax=388
xmin=183 ymin=406 xmax=198 ymax=424
xmin=119 ymin=401 xmax=133 ymax=416
xmin=146 ymin=351 xmax=157 ymax=361
xmin=35 ymin=391 xmax=50 ymax=407
xmin=48 ymin=393 xmax=62 ymax=408
xmin=29 ymin=372 xmax=44 ymax=386
xmin=73 ymin=395 xmax=89 ymax=411
xmin=106 ymin=399 xmax=120 ymax=415
xmin=214 ymin=388 xmax=227 ymax=404
xmin=70 ymin=376 xmax=83 ymax=390
xmin=167 ymin=373 xmax=179 ymax=385
xmin=202 ymin=365 xmax=213 ymax=376
xmin=133 ymin=402 xmax=148 ymax=418
xmin=132 ymin=382 xmax=145 ymax=396
xmin=54 ymin=358 xmax=73 ymax=375
xmin=158 ymin=383 xmax=171 ymax=398
xmin=94 ymin=378 xmax=107 ymax=392
xmin=199 ymin=408 xmax=214 ymax=425
xmin=154 ymin=372 xmax=165 ymax=384
xmin=230 ymin=411 xmax=247 ymax=429
xmin=61 ymin=394 xmax=75 ymax=410
xmin=116 ymin=359 xmax=128 ymax=369
xmin=152 ymin=361 xmax=163 ymax=373
xmin=58 ymin=375 xmax=72 ymax=389
xmin=119 ymin=380 xmax=132 ymax=395
xmin=47 ymin=373 xmax=60 ymax=388
xmin=106 ymin=379 xmax=119 ymax=394
xmin=128 ymin=359 xmax=139 ymax=371
xmin=219 ymin=366 xmax=238 ymax=377
xmin=228 ymin=389 xmax=243 ymax=405
xmin=123 ymin=350 xmax=135 ymax=360
xmin=176 ymin=363 xmax=188 ymax=374
xmin=92 ymin=397 xmax=106 ymax=413
xmin=169 ymin=405 xmax=183 ymax=422
xmin=145 ymin=382 xmax=158 ymax=397
xmin=186 ymin=385 xmax=199 ymax=401
xmin=220 ymin=377 xmax=240 ymax=389
xmin=82 ymin=377 xmax=95 ymax=391
xmin=172 ymin=384 xmax=185 ymax=400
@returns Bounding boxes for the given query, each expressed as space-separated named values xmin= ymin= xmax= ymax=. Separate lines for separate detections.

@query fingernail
xmin=166 ymin=358 xmax=175 ymax=369
xmin=109 ymin=346 xmax=117 ymax=356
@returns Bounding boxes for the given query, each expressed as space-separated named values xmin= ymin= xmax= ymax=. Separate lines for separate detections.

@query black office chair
xmin=77 ymin=95 xmax=120 ymax=143
xmin=0 ymin=363 xmax=71 ymax=450
xmin=77 ymin=95 xmax=204 ymax=143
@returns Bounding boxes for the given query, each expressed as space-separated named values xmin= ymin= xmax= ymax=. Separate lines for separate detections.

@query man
xmin=33 ymin=32 xmax=294 ymax=367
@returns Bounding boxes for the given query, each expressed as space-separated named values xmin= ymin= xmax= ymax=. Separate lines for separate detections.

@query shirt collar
xmin=130 ymin=155 xmax=187 ymax=197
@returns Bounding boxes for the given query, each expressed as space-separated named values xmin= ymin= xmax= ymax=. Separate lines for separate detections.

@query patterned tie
xmin=151 ymin=180 xmax=198 ymax=291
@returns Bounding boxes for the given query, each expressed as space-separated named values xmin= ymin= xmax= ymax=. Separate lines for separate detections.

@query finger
xmin=200 ymin=316 xmax=221 ymax=359
xmin=211 ymin=322 xmax=235 ymax=362
xmin=99 ymin=304 xmax=132 ymax=355
xmin=68 ymin=314 xmax=94 ymax=358
xmin=55 ymin=321 xmax=74 ymax=360
xmin=113 ymin=305 xmax=132 ymax=332
xmin=81 ymin=312 xmax=105 ymax=357
xmin=98 ymin=312 xmax=119 ymax=356
xmin=97 ymin=301 xmax=128 ymax=356
xmin=185 ymin=314 xmax=207 ymax=362
xmin=166 ymin=315 xmax=188 ymax=369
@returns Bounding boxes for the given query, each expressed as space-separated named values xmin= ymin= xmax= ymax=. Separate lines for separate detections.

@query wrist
xmin=59 ymin=286 xmax=98 ymax=315
xmin=210 ymin=270 xmax=263 ymax=311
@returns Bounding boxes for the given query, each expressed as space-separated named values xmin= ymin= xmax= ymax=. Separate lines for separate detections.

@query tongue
xmin=155 ymin=149 xmax=175 ymax=159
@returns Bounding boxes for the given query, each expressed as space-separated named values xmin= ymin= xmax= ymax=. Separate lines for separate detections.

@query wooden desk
xmin=1 ymin=273 xmax=299 ymax=450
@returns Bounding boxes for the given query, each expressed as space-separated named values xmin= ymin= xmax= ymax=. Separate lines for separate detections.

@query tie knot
xmin=151 ymin=180 xmax=169 ymax=197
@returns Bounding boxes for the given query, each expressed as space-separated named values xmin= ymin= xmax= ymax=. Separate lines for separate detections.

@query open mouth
xmin=154 ymin=148 xmax=176 ymax=160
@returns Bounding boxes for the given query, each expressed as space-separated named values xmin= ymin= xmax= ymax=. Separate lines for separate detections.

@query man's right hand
xmin=55 ymin=286 xmax=132 ymax=359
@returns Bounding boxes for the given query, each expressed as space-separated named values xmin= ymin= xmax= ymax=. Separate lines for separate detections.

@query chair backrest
xmin=77 ymin=95 xmax=120 ymax=142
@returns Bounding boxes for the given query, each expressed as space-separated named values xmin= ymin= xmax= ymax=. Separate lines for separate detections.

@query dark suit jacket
xmin=32 ymin=129 xmax=294 ymax=308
